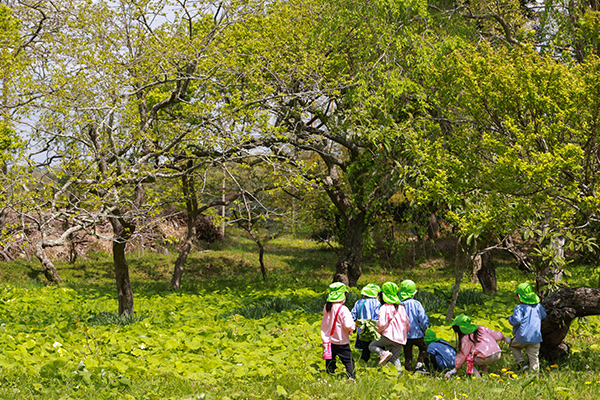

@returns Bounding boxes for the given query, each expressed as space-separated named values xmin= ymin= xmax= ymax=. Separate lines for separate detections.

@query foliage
xmin=0 ymin=237 xmax=599 ymax=399
xmin=356 ymin=319 xmax=380 ymax=342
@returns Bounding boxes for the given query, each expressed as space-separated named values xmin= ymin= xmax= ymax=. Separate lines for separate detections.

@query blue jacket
xmin=350 ymin=298 xmax=380 ymax=321
xmin=509 ymin=303 xmax=547 ymax=344
xmin=350 ymin=298 xmax=380 ymax=347
xmin=427 ymin=340 xmax=457 ymax=370
xmin=401 ymin=298 xmax=429 ymax=339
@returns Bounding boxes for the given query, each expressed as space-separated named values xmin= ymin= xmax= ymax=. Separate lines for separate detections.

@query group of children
xmin=320 ymin=280 xmax=547 ymax=381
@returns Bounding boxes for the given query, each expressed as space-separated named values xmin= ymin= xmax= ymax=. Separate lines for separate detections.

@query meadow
xmin=1 ymin=234 xmax=599 ymax=400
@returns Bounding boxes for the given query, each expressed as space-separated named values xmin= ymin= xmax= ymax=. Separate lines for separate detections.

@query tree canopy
xmin=3 ymin=0 xmax=600 ymax=312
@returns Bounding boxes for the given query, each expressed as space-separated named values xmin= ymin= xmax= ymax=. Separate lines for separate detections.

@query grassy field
xmin=0 ymin=233 xmax=599 ymax=399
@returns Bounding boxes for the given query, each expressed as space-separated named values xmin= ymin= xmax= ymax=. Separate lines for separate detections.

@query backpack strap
xmin=329 ymin=304 xmax=344 ymax=337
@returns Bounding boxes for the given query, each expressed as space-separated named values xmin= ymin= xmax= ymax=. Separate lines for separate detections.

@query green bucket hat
xmin=515 ymin=282 xmax=540 ymax=305
xmin=381 ymin=282 xmax=401 ymax=304
xmin=451 ymin=314 xmax=478 ymax=335
xmin=327 ymin=282 xmax=348 ymax=302
xmin=361 ymin=283 xmax=381 ymax=298
xmin=398 ymin=279 xmax=417 ymax=301
xmin=424 ymin=329 xmax=439 ymax=346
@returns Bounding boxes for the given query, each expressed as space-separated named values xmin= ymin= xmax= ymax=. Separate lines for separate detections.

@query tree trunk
xmin=476 ymin=250 xmax=497 ymax=293
xmin=171 ymin=165 xmax=198 ymax=290
xmin=247 ymin=228 xmax=267 ymax=281
xmin=540 ymin=287 xmax=600 ymax=361
xmin=333 ymin=212 xmax=366 ymax=287
xmin=446 ymin=237 xmax=465 ymax=320
xmin=504 ymin=235 xmax=532 ymax=272
xmin=34 ymin=242 xmax=63 ymax=284
xmin=427 ymin=213 xmax=440 ymax=240
xmin=109 ymin=216 xmax=135 ymax=317
xmin=32 ymin=226 xmax=84 ymax=284
xmin=171 ymin=237 xmax=194 ymax=290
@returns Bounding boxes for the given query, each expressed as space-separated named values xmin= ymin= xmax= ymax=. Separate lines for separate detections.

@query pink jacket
xmin=376 ymin=303 xmax=410 ymax=345
xmin=455 ymin=326 xmax=505 ymax=369
xmin=321 ymin=303 xmax=356 ymax=345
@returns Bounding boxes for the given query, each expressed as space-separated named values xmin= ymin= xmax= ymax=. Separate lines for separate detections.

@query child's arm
xmin=340 ymin=306 xmax=356 ymax=333
xmin=508 ymin=306 xmax=523 ymax=327
xmin=539 ymin=304 xmax=547 ymax=320
xmin=417 ymin=302 xmax=430 ymax=333
xmin=350 ymin=301 xmax=359 ymax=320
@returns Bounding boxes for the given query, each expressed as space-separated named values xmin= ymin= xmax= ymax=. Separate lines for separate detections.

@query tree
xmin=228 ymin=0 xmax=433 ymax=286
xmin=408 ymin=33 xmax=600 ymax=302
xmin=9 ymin=0 xmax=265 ymax=314
xmin=541 ymin=287 xmax=600 ymax=361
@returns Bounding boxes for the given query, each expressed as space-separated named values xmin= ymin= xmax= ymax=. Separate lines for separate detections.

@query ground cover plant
xmin=0 ymin=235 xmax=599 ymax=399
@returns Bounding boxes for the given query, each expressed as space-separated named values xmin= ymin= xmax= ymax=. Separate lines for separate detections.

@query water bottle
xmin=322 ymin=342 xmax=332 ymax=360
xmin=466 ymin=354 xmax=474 ymax=375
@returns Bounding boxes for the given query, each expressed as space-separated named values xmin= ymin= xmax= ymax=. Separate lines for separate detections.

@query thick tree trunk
xmin=333 ymin=212 xmax=366 ymax=287
xmin=540 ymin=287 xmax=600 ymax=361
xmin=109 ymin=216 xmax=135 ymax=317
xmin=476 ymin=250 xmax=497 ymax=293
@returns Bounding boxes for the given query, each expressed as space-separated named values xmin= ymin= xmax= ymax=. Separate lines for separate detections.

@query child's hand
xmin=445 ymin=368 xmax=457 ymax=378
xmin=504 ymin=336 xmax=511 ymax=344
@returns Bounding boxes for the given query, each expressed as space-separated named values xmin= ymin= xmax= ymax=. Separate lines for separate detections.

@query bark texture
xmin=476 ymin=251 xmax=497 ymax=294
xmin=110 ymin=216 xmax=135 ymax=317
xmin=35 ymin=242 xmax=63 ymax=284
xmin=333 ymin=212 xmax=366 ymax=287
xmin=540 ymin=287 xmax=600 ymax=361
xmin=171 ymin=165 xmax=198 ymax=290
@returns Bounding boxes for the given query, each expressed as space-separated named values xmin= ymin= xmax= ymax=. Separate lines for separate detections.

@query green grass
xmin=0 ymin=234 xmax=599 ymax=399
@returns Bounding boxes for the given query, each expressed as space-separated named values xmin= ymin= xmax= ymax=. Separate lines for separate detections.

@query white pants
xmin=511 ymin=340 xmax=541 ymax=371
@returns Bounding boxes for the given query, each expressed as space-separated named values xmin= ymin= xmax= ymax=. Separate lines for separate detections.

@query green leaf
xmin=276 ymin=385 xmax=288 ymax=398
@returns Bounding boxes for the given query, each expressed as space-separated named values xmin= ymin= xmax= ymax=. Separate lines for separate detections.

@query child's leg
xmin=368 ymin=337 xmax=387 ymax=356
xmin=510 ymin=339 xmax=527 ymax=365
xmin=403 ymin=339 xmax=415 ymax=371
xmin=388 ymin=343 xmax=404 ymax=372
xmin=325 ymin=356 xmax=337 ymax=375
xmin=524 ymin=343 xmax=541 ymax=371
xmin=334 ymin=344 xmax=356 ymax=379
xmin=414 ymin=337 xmax=428 ymax=366
xmin=474 ymin=351 xmax=501 ymax=370
xmin=359 ymin=340 xmax=372 ymax=363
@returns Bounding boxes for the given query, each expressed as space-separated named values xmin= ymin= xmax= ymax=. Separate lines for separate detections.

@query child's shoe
xmin=414 ymin=362 xmax=430 ymax=375
xmin=517 ymin=362 xmax=529 ymax=372
xmin=378 ymin=351 xmax=393 ymax=366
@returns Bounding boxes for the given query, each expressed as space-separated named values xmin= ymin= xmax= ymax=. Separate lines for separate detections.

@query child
xmin=424 ymin=329 xmax=457 ymax=372
xmin=398 ymin=279 xmax=430 ymax=374
xmin=368 ymin=282 xmax=410 ymax=374
xmin=350 ymin=283 xmax=381 ymax=363
xmin=320 ymin=282 xmax=356 ymax=380
xmin=508 ymin=282 xmax=547 ymax=372
xmin=445 ymin=314 xmax=510 ymax=378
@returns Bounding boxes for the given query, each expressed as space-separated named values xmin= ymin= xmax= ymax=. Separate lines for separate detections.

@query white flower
xmin=53 ymin=342 xmax=62 ymax=348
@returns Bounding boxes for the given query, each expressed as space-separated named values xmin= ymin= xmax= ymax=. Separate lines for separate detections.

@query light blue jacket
xmin=401 ymin=298 xmax=429 ymax=339
xmin=350 ymin=298 xmax=380 ymax=347
xmin=350 ymin=298 xmax=380 ymax=321
xmin=509 ymin=303 xmax=547 ymax=344
xmin=427 ymin=340 xmax=457 ymax=370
